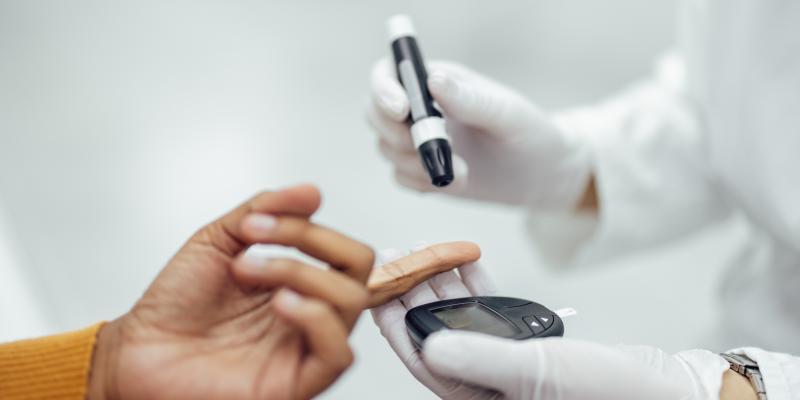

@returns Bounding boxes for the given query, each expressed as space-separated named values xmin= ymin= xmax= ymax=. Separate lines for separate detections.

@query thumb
xmin=425 ymin=333 xmax=690 ymax=400
xmin=427 ymin=63 xmax=535 ymax=133
xmin=423 ymin=330 xmax=525 ymax=392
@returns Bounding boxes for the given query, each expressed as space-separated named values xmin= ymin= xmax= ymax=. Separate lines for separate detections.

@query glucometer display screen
xmin=432 ymin=303 xmax=519 ymax=336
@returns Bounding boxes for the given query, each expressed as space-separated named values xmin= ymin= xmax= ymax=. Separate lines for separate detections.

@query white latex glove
xmin=367 ymin=58 xmax=591 ymax=208
xmin=370 ymin=244 xmax=499 ymax=398
xmin=372 ymin=245 xmax=729 ymax=400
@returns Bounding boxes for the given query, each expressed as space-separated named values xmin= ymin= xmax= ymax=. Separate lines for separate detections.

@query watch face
xmin=432 ymin=303 xmax=520 ymax=336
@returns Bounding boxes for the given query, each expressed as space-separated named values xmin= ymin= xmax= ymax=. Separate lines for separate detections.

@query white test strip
xmin=554 ymin=307 xmax=578 ymax=318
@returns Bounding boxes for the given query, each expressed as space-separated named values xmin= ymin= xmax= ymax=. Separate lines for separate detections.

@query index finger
xmin=366 ymin=241 xmax=481 ymax=308
xmin=240 ymin=215 xmax=375 ymax=284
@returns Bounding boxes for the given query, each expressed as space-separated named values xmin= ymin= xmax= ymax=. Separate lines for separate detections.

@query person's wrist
xmin=577 ymin=175 xmax=598 ymax=211
xmin=720 ymin=369 xmax=759 ymax=400
xmin=88 ymin=318 xmax=123 ymax=400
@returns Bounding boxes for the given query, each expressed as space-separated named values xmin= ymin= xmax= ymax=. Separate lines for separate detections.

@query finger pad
xmin=366 ymin=241 xmax=481 ymax=307
xmin=430 ymin=241 xmax=481 ymax=264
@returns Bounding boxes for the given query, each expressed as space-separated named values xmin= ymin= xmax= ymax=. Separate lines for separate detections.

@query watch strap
xmin=720 ymin=353 xmax=767 ymax=400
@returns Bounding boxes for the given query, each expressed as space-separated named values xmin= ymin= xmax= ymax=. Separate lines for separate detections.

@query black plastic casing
xmin=405 ymin=296 xmax=564 ymax=349
xmin=390 ymin=35 xmax=454 ymax=187
xmin=391 ymin=36 xmax=441 ymax=123
xmin=417 ymin=138 xmax=453 ymax=187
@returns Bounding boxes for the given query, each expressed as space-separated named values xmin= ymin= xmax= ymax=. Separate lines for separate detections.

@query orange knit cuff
xmin=0 ymin=323 xmax=106 ymax=400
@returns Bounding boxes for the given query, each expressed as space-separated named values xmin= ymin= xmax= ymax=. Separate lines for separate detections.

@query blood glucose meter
xmin=405 ymin=296 xmax=565 ymax=348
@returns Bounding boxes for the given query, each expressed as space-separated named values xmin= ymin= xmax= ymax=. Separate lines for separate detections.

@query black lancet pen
xmin=387 ymin=14 xmax=454 ymax=187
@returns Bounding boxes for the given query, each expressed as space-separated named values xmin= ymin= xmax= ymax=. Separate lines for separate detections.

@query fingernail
xmin=243 ymin=252 xmax=283 ymax=270
xmin=277 ymin=289 xmax=302 ymax=309
xmin=246 ymin=214 xmax=277 ymax=234
xmin=243 ymin=252 xmax=268 ymax=267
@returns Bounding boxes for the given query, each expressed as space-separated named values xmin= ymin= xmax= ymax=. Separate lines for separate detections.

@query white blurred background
xmin=0 ymin=1 xmax=745 ymax=398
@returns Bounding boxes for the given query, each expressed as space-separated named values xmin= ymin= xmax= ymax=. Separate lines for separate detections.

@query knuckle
xmin=382 ymin=261 xmax=407 ymax=280
xmin=192 ymin=221 xmax=240 ymax=256
xmin=344 ymin=287 xmax=369 ymax=311
xmin=423 ymin=247 xmax=444 ymax=265
xmin=336 ymin=347 xmax=355 ymax=370
xmin=191 ymin=223 xmax=217 ymax=244
xmin=356 ymin=245 xmax=376 ymax=270
xmin=333 ymin=241 xmax=374 ymax=275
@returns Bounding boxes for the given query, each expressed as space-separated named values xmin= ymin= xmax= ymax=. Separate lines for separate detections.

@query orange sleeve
xmin=0 ymin=323 xmax=105 ymax=400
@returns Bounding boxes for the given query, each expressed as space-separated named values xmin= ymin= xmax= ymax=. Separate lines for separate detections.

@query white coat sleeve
xmin=728 ymin=348 xmax=800 ymax=400
xmin=526 ymin=52 xmax=730 ymax=265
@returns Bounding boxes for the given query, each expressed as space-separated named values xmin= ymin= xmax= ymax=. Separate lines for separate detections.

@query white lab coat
xmin=528 ymin=0 xmax=800 ymax=397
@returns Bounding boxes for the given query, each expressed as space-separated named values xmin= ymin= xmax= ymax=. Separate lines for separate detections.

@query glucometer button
xmin=537 ymin=314 xmax=555 ymax=329
xmin=523 ymin=316 xmax=545 ymax=335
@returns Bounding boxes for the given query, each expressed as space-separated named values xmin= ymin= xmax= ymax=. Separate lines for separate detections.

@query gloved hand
xmin=367 ymin=59 xmax=591 ymax=208
xmin=371 ymin=244 xmax=729 ymax=400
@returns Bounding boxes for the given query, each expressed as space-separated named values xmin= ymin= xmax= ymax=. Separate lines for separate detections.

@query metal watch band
xmin=720 ymin=353 xmax=767 ymax=400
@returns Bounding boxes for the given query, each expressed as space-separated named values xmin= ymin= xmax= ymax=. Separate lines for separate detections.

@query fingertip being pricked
xmin=431 ymin=241 xmax=481 ymax=263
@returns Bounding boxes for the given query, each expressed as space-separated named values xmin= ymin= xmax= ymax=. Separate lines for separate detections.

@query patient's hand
xmin=88 ymin=184 xmax=480 ymax=400
xmin=90 ymin=185 xmax=374 ymax=400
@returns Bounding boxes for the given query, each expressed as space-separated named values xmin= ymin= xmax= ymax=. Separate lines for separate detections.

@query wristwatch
xmin=720 ymin=353 xmax=767 ymax=400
